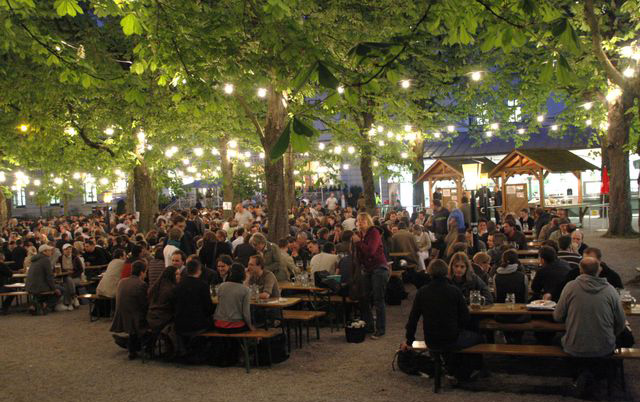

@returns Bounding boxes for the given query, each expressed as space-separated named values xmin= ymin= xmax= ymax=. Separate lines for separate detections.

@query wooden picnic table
xmin=517 ymin=249 xmax=539 ymax=257
xmin=85 ymin=264 xmax=109 ymax=270
xmin=389 ymin=251 xmax=411 ymax=257
xmin=212 ymin=296 xmax=301 ymax=309
xmin=4 ymin=283 xmax=25 ymax=288
xmin=11 ymin=272 xmax=70 ymax=280
xmin=519 ymin=258 xmax=540 ymax=267
xmin=470 ymin=303 xmax=640 ymax=316
xmin=279 ymin=282 xmax=326 ymax=292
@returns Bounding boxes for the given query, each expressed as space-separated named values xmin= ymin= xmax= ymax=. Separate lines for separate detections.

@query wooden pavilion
xmin=488 ymin=149 xmax=599 ymax=209
xmin=416 ymin=157 xmax=497 ymax=206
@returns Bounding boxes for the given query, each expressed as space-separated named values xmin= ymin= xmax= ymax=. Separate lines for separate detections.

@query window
xmin=50 ymin=195 xmax=60 ymax=206
xmin=84 ymin=182 xmax=97 ymax=203
xmin=12 ymin=186 xmax=26 ymax=207
xmin=508 ymin=99 xmax=522 ymax=122
xmin=474 ymin=103 xmax=488 ymax=125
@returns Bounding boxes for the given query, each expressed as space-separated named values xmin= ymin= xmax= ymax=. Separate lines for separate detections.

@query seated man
xmin=25 ymin=244 xmax=65 ymax=313
xmin=501 ymin=219 xmax=527 ymax=250
xmin=110 ymin=260 xmax=149 ymax=359
xmin=309 ymin=242 xmax=339 ymax=274
xmin=557 ymin=235 xmax=581 ymax=271
xmin=173 ymin=259 xmax=215 ymax=336
xmin=531 ymin=246 xmax=570 ymax=302
xmin=553 ymin=257 xmax=626 ymax=397
xmin=389 ymin=221 xmax=421 ymax=269
xmin=401 ymin=259 xmax=482 ymax=381
xmin=247 ymin=254 xmax=280 ymax=299
xmin=0 ymin=253 xmax=16 ymax=314
xmin=82 ymin=240 xmax=110 ymax=267
xmin=563 ymin=247 xmax=623 ymax=290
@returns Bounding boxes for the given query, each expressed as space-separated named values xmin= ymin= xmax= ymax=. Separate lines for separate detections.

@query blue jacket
xmin=448 ymin=208 xmax=466 ymax=232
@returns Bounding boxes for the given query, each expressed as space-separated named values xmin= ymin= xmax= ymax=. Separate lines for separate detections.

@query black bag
xmin=393 ymin=349 xmax=434 ymax=376
xmin=617 ymin=325 xmax=635 ymax=348
xmin=345 ymin=326 xmax=366 ymax=343
xmin=315 ymin=270 xmax=341 ymax=293
xmin=257 ymin=333 xmax=289 ymax=366
xmin=385 ymin=276 xmax=408 ymax=305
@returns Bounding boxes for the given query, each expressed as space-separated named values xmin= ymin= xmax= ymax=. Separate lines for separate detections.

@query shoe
xmin=66 ymin=305 xmax=74 ymax=311
xmin=112 ymin=334 xmax=129 ymax=350
xmin=72 ymin=298 xmax=80 ymax=308
xmin=445 ymin=374 xmax=459 ymax=386
xmin=55 ymin=303 xmax=68 ymax=312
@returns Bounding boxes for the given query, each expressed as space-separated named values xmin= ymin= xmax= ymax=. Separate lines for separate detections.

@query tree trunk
xmin=62 ymin=193 xmax=69 ymax=216
xmin=605 ymin=93 xmax=635 ymax=236
xmin=0 ymin=190 xmax=7 ymax=226
xmin=358 ymin=113 xmax=376 ymax=215
xmin=134 ymin=162 xmax=155 ymax=232
xmin=412 ymin=138 xmax=425 ymax=208
xmin=284 ymin=146 xmax=296 ymax=211
xmin=125 ymin=178 xmax=135 ymax=214
xmin=261 ymin=88 xmax=288 ymax=243
xmin=219 ymin=136 xmax=235 ymax=218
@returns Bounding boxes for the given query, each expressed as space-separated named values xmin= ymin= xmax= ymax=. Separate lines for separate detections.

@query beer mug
xmin=469 ymin=290 xmax=485 ymax=309
xmin=620 ymin=290 xmax=636 ymax=311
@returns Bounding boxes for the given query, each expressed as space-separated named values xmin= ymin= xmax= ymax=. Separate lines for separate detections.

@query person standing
xmin=353 ymin=212 xmax=389 ymax=339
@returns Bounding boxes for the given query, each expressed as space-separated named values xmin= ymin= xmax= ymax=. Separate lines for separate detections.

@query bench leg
xmin=267 ymin=338 xmax=273 ymax=367
xmin=315 ymin=317 xmax=320 ymax=340
xmin=242 ymin=339 xmax=250 ymax=374
xmin=298 ymin=322 xmax=303 ymax=348
xmin=286 ymin=322 xmax=291 ymax=353
xmin=306 ymin=323 xmax=310 ymax=344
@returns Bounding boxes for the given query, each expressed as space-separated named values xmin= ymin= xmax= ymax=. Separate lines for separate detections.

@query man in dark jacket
xmin=531 ymin=246 xmax=570 ymax=302
xmin=83 ymin=240 xmax=110 ymax=266
xmin=561 ymin=247 xmax=623 ymax=290
xmin=172 ymin=259 xmax=214 ymax=335
xmin=110 ymin=260 xmax=149 ymax=359
xmin=429 ymin=200 xmax=450 ymax=257
xmin=25 ymin=245 xmax=62 ymax=312
xmin=502 ymin=219 xmax=527 ymax=250
xmin=11 ymin=239 xmax=28 ymax=270
xmin=534 ymin=207 xmax=551 ymax=237
xmin=402 ymin=259 xmax=482 ymax=380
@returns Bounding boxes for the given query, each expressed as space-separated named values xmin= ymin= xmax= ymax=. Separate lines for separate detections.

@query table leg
xmin=242 ymin=339 xmax=250 ymax=373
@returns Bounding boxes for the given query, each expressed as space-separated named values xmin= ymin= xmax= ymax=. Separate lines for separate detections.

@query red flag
xmin=600 ymin=166 xmax=610 ymax=195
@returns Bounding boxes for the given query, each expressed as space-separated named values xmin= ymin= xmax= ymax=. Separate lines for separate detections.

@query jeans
xmin=61 ymin=276 xmax=75 ymax=305
xmin=360 ymin=267 xmax=389 ymax=335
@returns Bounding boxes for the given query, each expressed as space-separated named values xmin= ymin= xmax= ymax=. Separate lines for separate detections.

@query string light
xmin=334 ymin=146 xmax=342 ymax=155
xmin=373 ymin=161 xmax=379 ymax=167
xmin=211 ymin=149 xmax=220 ymax=155
xmin=104 ymin=127 xmax=114 ymax=136
xmin=395 ymin=134 xmax=403 ymax=141
xmin=342 ymin=164 xmax=350 ymax=170
xmin=259 ymin=152 xmax=265 ymax=159
xmin=401 ymin=152 xmax=408 ymax=159
xmin=517 ymin=128 xmax=525 ymax=134
xmin=244 ymin=151 xmax=251 ymax=158
xmin=386 ymin=131 xmax=393 ymax=139
xmin=318 ymin=143 xmax=325 ymax=150
xmin=404 ymin=124 xmax=412 ymax=132
xmin=620 ymin=46 xmax=634 ymax=58
xmin=551 ymin=124 xmax=558 ymax=131
xmin=73 ymin=172 xmax=82 ymax=180
xmin=19 ymin=124 xmax=28 ymax=132
xmin=537 ymin=115 xmax=544 ymax=123
xmin=623 ymin=67 xmax=635 ymax=78
xmin=485 ymin=131 xmax=493 ymax=138
xmin=433 ymin=132 xmax=441 ymax=138
xmin=337 ymin=85 xmax=344 ymax=94
xmin=193 ymin=147 xmax=203 ymax=156
xmin=227 ymin=150 xmax=237 ymax=158
xmin=405 ymin=132 xmax=417 ymax=142
xmin=347 ymin=146 xmax=355 ymax=154
xmin=244 ymin=161 xmax=251 ymax=168
xmin=53 ymin=177 xmax=63 ymax=185
xmin=586 ymin=119 xmax=592 ymax=126
xmin=470 ymin=71 xmax=482 ymax=81
xmin=228 ymin=140 xmax=238 ymax=148
xmin=33 ymin=179 xmax=40 ymax=186
xmin=400 ymin=80 xmax=410 ymax=89
xmin=606 ymin=87 xmax=622 ymax=103
xmin=368 ymin=128 xmax=376 ymax=136
xmin=490 ymin=123 xmax=499 ymax=130
xmin=447 ymin=125 xmax=455 ymax=133
xmin=187 ymin=166 xmax=197 ymax=173
xmin=99 ymin=178 xmax=109 ymax=185
xmin=182 ymin=158 xmax=190 ymax=166
xmin=377 ymin=125 xmax=384 ymax=133
xmin=29 ymin=191 xmax=34 ymax=196
xmin=223 ymin=83 xmax=234 ymax=94
xmin=257 ymin=88 xmax=267 ymax=98
xmin=378 ymin=140 xmax=385 ymax=146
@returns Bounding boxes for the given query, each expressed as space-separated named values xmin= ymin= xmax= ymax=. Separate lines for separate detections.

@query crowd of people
xmin=0 ymin=197 xmax=632 ymax=393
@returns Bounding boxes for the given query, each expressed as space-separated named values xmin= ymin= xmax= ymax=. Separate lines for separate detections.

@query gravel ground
xmin=2 ymin=224 xmax=639 ymax=402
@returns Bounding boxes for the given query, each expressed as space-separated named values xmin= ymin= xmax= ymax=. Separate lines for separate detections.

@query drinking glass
xmin=506 ymin=293 xmax=516 ymax=309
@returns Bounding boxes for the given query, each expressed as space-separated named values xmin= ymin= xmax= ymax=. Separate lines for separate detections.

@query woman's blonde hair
xmin=448 ymin=252 xmax=473 ymax=282
xmin=357 ymin=212 xmax=374 ymax=229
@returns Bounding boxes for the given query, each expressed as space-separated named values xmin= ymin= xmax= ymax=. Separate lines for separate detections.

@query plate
xmin=526 ymin=300 xmax=556 ymax=310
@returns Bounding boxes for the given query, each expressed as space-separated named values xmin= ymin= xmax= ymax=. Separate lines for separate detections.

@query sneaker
xmin=55 ymin=303 xmax=68 ymax=312
xmin=72 ymin=298 xmax=80 ymax=308
xmin=66 ymin=305 xmax=74 ymax=311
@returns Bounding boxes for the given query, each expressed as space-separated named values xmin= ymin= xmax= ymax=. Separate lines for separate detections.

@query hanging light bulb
xmin=401 ymin=152 xmax=408 ymax=159
xmin=337 ymin=85 xmax=344 ymax=94
xmin=537 ymin=115 xmax=544 ymax=123
xmin=433 ymin=132 xmax=441 ymax=138
xmin=99 ymin=178 xmax=109 ymax=185
xmin=104 ymin=127 xmax=114 ymax=136
xmin=259 ymin=152 xmax=265 ymax=159
xmin=244 ymin=151 xmax=251 ymax=158
xmin=586 ymin=119 xmax=592 ymax=126
xmin=620 ymin=46 xmax=634 ymax=58
xmin=368 ymin=128 xmax=376 ymax=136
xmin=470 ymin=71 xmax=482 ymax=81
xmin=447 ymin=125 xmax=455 ymax=133
xmin=404 ymin=124 xmax=412 ymax=132
xmin=490 ymin=123 xmax=499 ymax=130
xmin=582 ymin=102 xmax=593 ymax=111
xmin=342 ymin=164 xmax=350 ymax=170
xmin=19 ymin=124 xmax=29 ymax=132
xmin=386 ymin=131 xmax=393 ymax=139
xmin=193 ymin=147 xmax=204 ymax=157
xmin=223 ymin=83 xmax=234 ymax=94
xmin=228 ymin=139 xmax=238 ymax=148
xmin=485 ymin=131 xmax=493 ymax=138
xmin=400 ymin=80 xmax=410 ymax=89
xmin=318 ymin=143 xmax=325 ymax=150
xmin=33 ymin=179 xmax=41 ymax=186
xmin=73 ymin=172 xmax=82 ymax=180
xmin=65 ymin=127 xmax=77 ymax=136
xmin=378 ymin=140 xmax=385 ymax=146
xmin=244 ymin=161 xmax=251 ymax=168
xmin=182 ymin=158 xmax=190 ymax=166
xmin=334 ymin=146 xmax=342 ymax=154
xmin=373 ymin=161 xmax=379 ymax=167
xmin=551 ymin=124 xmax=558 ymax=131
xmin=377 ymin=125 xmax=384 ymax=133
xmin=517 ymin=128 xmax=525 ymax=134
xmin=347 ymin=146 xmax=355 ymax=154
xmin=211 ymin=148 xmax=220 ymax=155
xmin=257 ymin=88 xmax=267 ymax=98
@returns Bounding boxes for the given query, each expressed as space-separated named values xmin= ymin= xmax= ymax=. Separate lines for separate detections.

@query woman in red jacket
xmin=353 ymin=212 xmax=389 ymax=339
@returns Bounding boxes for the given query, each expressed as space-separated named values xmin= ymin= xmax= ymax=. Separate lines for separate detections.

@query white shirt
xmin=342 ymin=217 xmax=356 ymax=231
xmin=326 ymin=197 xmax=338 ymax=210
xmin=309 ymin=252 xmax=339 ymax=274
xmin=163 ymin=244 xmax=179 ymax=267
xmin=231 ymin=236 xmax=244 ymax=252
xmin=235 ymin=210 xmax=253 ymax=226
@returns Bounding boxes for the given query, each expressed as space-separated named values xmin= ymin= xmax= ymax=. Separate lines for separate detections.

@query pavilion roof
xmin=489 ymin=149 xmax=599 ymax=177
xmin=415 ymin=157 xmax=496 ymax=183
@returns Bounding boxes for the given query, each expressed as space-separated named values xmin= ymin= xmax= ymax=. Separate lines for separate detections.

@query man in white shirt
xmin=234 ymin=203 xmax=253 ymax=226
xmin=325 ymin=193 xmax=338 ymax=211
xmin=163 ymin=228 xmax=182 ymax=267
xmin=342 ymin=211 xmax=356 ymax=231
xmin=231 ymin=227 xmax=245 ymax=252
xmin=309 ymin=242 xmax=339 ymax=274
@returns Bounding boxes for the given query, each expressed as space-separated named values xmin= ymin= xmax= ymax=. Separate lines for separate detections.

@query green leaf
xmin=386 ymin=68 xmax=401 ymax=84
xmin=551 ymin=18 xmax=567 ymax=38
xmin=157 ymin=75 xmax=167 ymax=86
xmin=290 ymin=61 xmax=317 ymax=98
xmin=540 ymin=61 xmax=554 ymax=82
xmin=511 ymin=30 xmax=528 ymax=48
xmin=317 ymin=62 xmax=339 ymax=90
xmin=121 ymin=14 xmax=143 ymax=36
xmin=556 ymin=56 xmax=573 ymax=85
xmin=131 ymin=62 xmax=145 ymax=75
xmin=559 ymin=22 xmax=581 ymax=55
xmin=290 ymin=132 xmax=312 ymax=153
xmin=81 ymin=74 xmax=91 ymax=88
xmin=323 ymin=92 xmax=340 ymax=109
xmin=269 ymin=121 xmax=291 ymax=160
xmin=54 ymin=0 xmax=83 ymax=17
xmin=343 ymin=87 xmax=358 ymax=105
xmin=292 ymin=116 xmax=316 ymax=137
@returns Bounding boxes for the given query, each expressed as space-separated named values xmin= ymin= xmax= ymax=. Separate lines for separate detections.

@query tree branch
xmin=234 ymin=93 xmax=264 ymax=139
xmin=475 ymin=0 xmax=525 ymax=29
xmin=66 ymin=103 xmax=115 ymax=157
xmin=584 ymin=0 xmax=627 ymax=89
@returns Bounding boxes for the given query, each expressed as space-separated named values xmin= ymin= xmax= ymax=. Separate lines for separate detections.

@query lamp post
xmin=462 ymin=162 xmax=484 ymax=230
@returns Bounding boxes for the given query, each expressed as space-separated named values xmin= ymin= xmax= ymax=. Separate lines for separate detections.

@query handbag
xmin=392 ymin=349 xmax=434 ymax=377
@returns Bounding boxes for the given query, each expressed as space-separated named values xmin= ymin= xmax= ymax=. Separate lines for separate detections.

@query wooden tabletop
xmin=11 ymin=272 xmax=70 ymax=279
xmin=279 ymin=282 xmax=326 ymax=292
xmin=12 ymin=273 xmax=26 ymax=279
xmin=470 ymin=303 xmax=640 ymax=316
xmin=4 ymin=283 xmax=25 ymax=288
xmin=212 ymin=296 xmax=301 ymax=309
xmin=85 ymin=264 xmax=109 ymax=270
xmin=517 ymin=249 xmax=539 ymax=256
xmin=389 ymin=252 xmax=411 ymax=257
xmin=519 ymin=258 xmax=540 ymax=267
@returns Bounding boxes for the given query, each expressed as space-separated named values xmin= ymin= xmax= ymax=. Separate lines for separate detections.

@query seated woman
xmin=448 ymin=252 xmax=493 ymax=305
xmin=412 ymin=224 xmax=431 ymax=271
xmin=494 ymin=249 xmax=529 ymax=343
xmin=213 ymin=263 xmax=253 ymax=366
xmin=147 ymin=266 xmax=178 ymax=333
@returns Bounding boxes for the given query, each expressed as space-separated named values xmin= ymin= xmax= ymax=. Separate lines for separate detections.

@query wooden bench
xmin=282 ymin=310 xmax=327 ymax=350
xmin=78 ymin=293 xmax=114 ymax=322
xmin=478 ymin=318 xmax=565 ymax=332
xmin=198 ymin=330 xmax=280 ymax=373
xmin=0 ymin=291 xmax=29 ymax=312
xmin=410 ymin=341 xmax=640 ymax=393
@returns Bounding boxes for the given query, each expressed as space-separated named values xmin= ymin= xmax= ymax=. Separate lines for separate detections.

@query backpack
xmin=385 ymin=276 xmax=408 ymax=305
xmin=393 ymin=349 xmax=434 ymax=377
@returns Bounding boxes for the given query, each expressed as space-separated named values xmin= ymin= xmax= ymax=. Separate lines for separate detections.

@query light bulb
xmin=259 ymin=152 xmax=265 ymax=159
xmin=334 ymin=146 xmax=342 ymax=155
xmin=378 ymin=140 xmax=385 ymax=146
xmin=624 ymin=67 xmax=635 ymax=78
xmin=19 ymin=124 xmax=28 ymax=132
xmin=182 ymin=158 xmax=190 ymax=166
xmin=377 ymin=125 xmax=384 ymax=133
xmin=257 ymin=88 xmax=267 ymax=98
xmin=447 ymin=125 xmax=455 ymax=133
xmin=211 ymin=149 xmax=220 ymax=155
xmin=404 ymin=124 xmax=412 ymax=132
xmin=99 ymin=178 xmax=109 ymax=185
xmin=318 ymin=143 xmax=325 ymax=150
xmin=368 ymin=128 xmax=376 ymax=136
xmin=386 ymin=131 xmax=393 ymax=139
xmin=471 ymin=71 xmax=482 ymax=81
xmin=223 ymin=83 xmax=234 ymax=94
xmin=65 ymin=127 xmax=77 ymax=136
xmin=582 ymin=102 xmax=593 ymax=111
xmin=104 ymin=127 xmax=114 ymax=136
xmin=485 ymin=131 xmax=493 ymax=138
xmin=490 ymin=123 xmax=499 ymax=130
xmin=537 ymin=115 xmax=544 ymax=123
xmin=73 ymin=172 xmax=81 ymax=180
xmin=401 ymin=152 xmax=408 ymax=159
xmin=586 ymin=119 xmax=592 ymax=126
xmin=228 ymin=140 xmax=237 ymax=148
xmin=373 ymin=161 xmax=379 ymax=167
xmin=227 ymin=150 xmax=237 ymax=158
xmin=433 ymin=132 xmax=441 ymax=138
xmin=54 ymin=177 xmax=63 ymax=185
xmin=517 ymin=128 xmax=525 ymax=134
xmin=193 ymin=147 xmax=203 ymax=156
xmin=244 ymin=151 xmax=251 ymax=158
xmin=342 ymin=164 xmax=349 ymax=170
xmin=337 ymin=86 xmax=344 ymax=94
xmin=400 ymin=80 xmax=410 ymax=89
xmin=620 ymin=46 xmax=634 ymax=58
xmin=34 ymin=179 xmax=41 ymax=186
xmin=551 ymin=124 xmax=558 ymax=131
xmin=347 ymin=146 xmax=355 ymax=154
xmin=244 ymin=161 xmax=251 ymax=168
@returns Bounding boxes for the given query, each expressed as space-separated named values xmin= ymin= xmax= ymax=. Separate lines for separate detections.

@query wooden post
xmin=427 ymin=179 xmax=432 ymax=208
xmin=501 ymin=172 xmax=507 ymax=212
xmin=539 ymin=169 xmax=546 ymax=208
xmin=573 ymin=171 xmax=583 ymax=204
